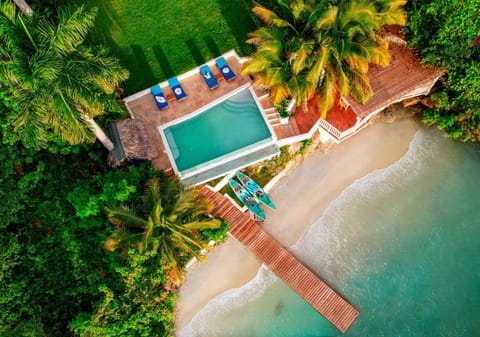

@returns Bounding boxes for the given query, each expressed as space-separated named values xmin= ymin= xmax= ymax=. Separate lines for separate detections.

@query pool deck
xmin=123 ymin=52 xmax=324 ymax=173
xmin=124 ymin=55 xmax=250 ymax=171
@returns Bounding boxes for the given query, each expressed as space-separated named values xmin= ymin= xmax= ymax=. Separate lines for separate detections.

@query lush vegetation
xmin=76 ymin=0 xmax=257 ymax=94
xmin=0 ymin=1 xmax=129 ymax=150
xmin=405 ymin=0 xmax=480 ymax=142
xmin=0 ymin=2 xmax=229 ymax=336
xmin=2 ymin=0 xmax=478 ymax=336
xmin=105 ymin=178 xmax=222 ymax=283
xmin=242 ymin=0 xmax=407 ymax=116
xmin=0 ymin=139 xmax=228 ymax=336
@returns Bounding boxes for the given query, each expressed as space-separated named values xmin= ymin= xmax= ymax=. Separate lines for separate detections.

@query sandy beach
xmin=175 ymin=117 xmax=421 ymax=331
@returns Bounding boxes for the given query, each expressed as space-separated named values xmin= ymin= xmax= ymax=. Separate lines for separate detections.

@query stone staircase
xmin=254 ymin=85 xmax=282 ymax=127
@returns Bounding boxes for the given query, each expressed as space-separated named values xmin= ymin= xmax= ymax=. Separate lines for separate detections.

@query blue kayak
xmin=229 ymin=179 xmax=266 ymax=220
xmin=236 ymin=171 xmax=276 ymax=209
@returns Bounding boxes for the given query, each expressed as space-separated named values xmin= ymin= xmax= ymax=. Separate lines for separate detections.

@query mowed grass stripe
xmin=84 ymin=0 xmax=257 ymax=94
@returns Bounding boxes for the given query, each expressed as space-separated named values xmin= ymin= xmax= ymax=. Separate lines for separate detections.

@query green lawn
xmin=84 ymin=0 xmax=257 ymax=95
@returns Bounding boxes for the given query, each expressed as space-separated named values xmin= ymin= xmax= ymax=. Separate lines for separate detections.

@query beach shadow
xmin=203 ymin=35 xmax=221 ymax=58
xmin=152 ymin=45 xmax=175 ymax=79
xmin=215 ymin=0 xmax=257 ymax=55
xmin=186 ymin=39 xmax=206 ymax=65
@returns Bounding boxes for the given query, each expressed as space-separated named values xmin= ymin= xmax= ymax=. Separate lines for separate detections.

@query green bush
xmin=201 ymin=219 xmax=230 ymax=243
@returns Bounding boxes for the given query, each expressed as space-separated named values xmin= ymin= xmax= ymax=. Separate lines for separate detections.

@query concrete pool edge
xmin=158 ymin=85 xmax=278 ymax=183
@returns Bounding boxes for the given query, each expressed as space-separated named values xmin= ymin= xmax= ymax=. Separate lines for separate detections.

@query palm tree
xmin=104 ymin=178 xmax=222 ymax=283
xmin=0 ymin=1 xmax=129 ymax=150
xmin=242 ymin=0 xmax=406 ymax=117
xmin=12 ymin=0 xmax=32 ymax=16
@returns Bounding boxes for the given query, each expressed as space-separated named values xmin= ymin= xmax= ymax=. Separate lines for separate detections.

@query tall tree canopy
xmin=405 ymin=0 xmax=480 ymax=141
xmin=105 ymin=178 xmax=222 ymax=283
xmin=0 ymin=1 xmax=129 ymax=149
xmin=243 ymin=0 xmax=406 ymax=117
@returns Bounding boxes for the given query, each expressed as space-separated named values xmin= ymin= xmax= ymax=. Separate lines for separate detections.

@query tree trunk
xmin=287 ymin=98 xmax=296 ymax=113
xmin=86 ymin=117 xmax=115 ymax=151
xmin=13 ymin=0 xmax=33 ymax=16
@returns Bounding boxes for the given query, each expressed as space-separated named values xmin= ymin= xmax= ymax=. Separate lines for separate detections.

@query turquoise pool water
xmin=181 ymin=127 xmax=480 ymax=336
xmin=163 ymin=89 xmax=272 ymax=173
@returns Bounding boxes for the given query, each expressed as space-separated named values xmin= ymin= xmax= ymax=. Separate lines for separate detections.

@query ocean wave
xmin=290 ymin=127 xmax=447 ymax=282
xmin=179 ymin=127 xmax=446 ymax=335
xmin=178 ymin=265 xmax=278 ymax=337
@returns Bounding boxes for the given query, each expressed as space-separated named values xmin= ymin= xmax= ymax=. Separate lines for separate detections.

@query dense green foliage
xmin=405 ymin=0 xmax=480 ymax=141
xmin=242 ymin=0 xmax=407 ymax=116
xmin=0 ymin=1 xmax=237 ymax=336
xmin=0 ymin=139 xmax=141 ymax=335
xmin=0 ymin=1 xmax=129 ymax=149
xmin=105 ymin=178 xmax=222 ymax=283
xmin=0 ymin=138 xmax=228 ymax=336
xmin=77 ymin=0 xmax=257 ymax=94
xmin=70 ymin=250 xmax=176 ymax=337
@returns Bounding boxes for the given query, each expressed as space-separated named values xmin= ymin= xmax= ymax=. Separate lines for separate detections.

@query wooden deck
xmin=201 ymin=186 xmax=359 ymax=333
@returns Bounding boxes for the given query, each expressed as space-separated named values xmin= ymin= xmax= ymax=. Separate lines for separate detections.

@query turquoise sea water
xmin=163 ymin=89 xmax=272 ymax=172
xmin=180 ymin=127 xmax=480 ymax=337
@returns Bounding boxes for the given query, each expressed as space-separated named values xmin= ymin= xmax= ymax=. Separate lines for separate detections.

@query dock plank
xmin=201 ymin=186 xmax=359 ymax=333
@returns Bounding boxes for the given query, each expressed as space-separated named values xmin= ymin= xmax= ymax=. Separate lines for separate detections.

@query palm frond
xmin=317 ymin=70 xmax=337 ymax=118
xmin=242 ymin=57 xmax=276 ymax=75
xmin=316 ymin=5 xmax=338 ymax=30
xmin=181 ymin=218 xmax=222 ymax=231
xmin=143 ymin=177 xmax=162 ymax=212
xmin=375 ymin=0 xmax=407 ymax=26
xmin=333 ymin=60 xmax=350 ymax=98
xmin=105 ymin=205 xmax=147 ymax=229
xmin=341 ymin=2 xmax=378 ymax=33
xmin=269 ymin=84 xmax=290 ymax=105
xmin=306 ymin=45 xmax=328 ymax=84
xmin=0 ymin=0 xmax=17 ymax=22
xmin=46 ymin=5 xmax=97 ymax=55
xmin=291 ymin=40 xmax=314 ymax=75
xmin=253 ymin=5 xmax=294 ymax=30
xmin=344 ymin=66 xmax=373 ymax=104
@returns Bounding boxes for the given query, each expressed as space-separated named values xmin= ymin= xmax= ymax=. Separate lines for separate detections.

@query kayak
xmin=229 ymin=179 xmax=266 ymax=220
xmin=236 ymin=171 xmax=276 ymax=209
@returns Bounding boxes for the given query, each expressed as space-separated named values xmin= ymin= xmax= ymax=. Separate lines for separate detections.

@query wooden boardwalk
xmin=201 ymin=186 xmax=359 ymax=333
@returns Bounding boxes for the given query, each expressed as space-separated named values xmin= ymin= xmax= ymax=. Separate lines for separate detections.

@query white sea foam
xmin=178 ymin=265 xmax=278 ymax=337
xmin=179 ymin=128 xmax=447 ymax=336
xmin=290 ymin=128 xmax=447 ymax=282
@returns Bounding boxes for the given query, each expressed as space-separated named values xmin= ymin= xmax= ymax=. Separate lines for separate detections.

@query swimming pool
xmin=161 ymin=87 xmax=275 ymax=177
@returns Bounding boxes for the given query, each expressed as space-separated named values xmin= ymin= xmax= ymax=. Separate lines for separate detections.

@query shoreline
xmin=175 ymin=117 xmax=422 ymax=332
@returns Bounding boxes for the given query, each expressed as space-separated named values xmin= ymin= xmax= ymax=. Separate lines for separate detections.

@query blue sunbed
xmin=216 ymin=56 xmax=236 ymax=81
xmin=150 ymin=84 xmax=168 ymax=110
xmin=200 ymin=64 xmax=218 ymax=89
xmin=168 ymin=77 xmax=187 ymax=101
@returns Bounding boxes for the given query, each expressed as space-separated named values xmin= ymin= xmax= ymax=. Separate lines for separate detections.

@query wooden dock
xmin=201 ymin=186 xmax=359 ymax=333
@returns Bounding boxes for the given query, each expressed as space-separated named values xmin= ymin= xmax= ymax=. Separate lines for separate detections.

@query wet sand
xmin=175 ymin=118 xmax=421 ymax=331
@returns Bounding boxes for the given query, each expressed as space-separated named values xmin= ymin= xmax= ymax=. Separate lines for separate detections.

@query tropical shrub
xmin=405 ymin=0 xmax=480 ymax=141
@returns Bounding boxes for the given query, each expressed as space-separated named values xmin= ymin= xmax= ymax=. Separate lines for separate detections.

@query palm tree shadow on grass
xmin=215 ymin=0 xmax=257 ymax=55
xmin=152 ymin=45 xmax=175 ymax=80
xmin=203 ymin=35 xmax=221 ymax=59
xmin=126 ymin=44 xmax=156 ymax=92
xmin=186 ymin=39 xmax=206 ymax=65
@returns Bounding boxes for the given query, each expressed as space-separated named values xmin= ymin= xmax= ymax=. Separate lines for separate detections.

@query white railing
xmin=318 ymin=118 xmax=342 ymax=138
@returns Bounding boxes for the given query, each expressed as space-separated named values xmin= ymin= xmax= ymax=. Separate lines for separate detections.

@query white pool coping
xmin=158 ymin=86 xmax=277 ymax=179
